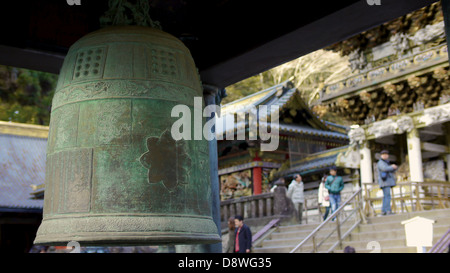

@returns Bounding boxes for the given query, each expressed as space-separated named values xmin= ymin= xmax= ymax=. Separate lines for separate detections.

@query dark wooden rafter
xmin=315 ymin=1 xmax=450 ymax=125
xmin=324 ymin=66 xmax=450 ymax=124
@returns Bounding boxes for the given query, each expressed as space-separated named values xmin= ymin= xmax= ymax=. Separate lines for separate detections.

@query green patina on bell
xmin=34 ymin=23 xmax=219 ymax=245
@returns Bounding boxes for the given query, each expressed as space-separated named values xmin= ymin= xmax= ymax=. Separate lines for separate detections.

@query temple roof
xmin=0 ymin=121 xmax=47 ymax=211
xmin=216 ymin=81 xmax=348 ymax=139
xmin=219 ymin=82 xmax=285 ymax=116
xmin=276 ymin=123 xmax=348 ymax=140
xmin=273 ymin=145 xmax=350 ymax=179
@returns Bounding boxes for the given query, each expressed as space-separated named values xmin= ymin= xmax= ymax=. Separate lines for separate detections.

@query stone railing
xmin=220 ymin=181 xmax=359 ymax=230
xmin=363 ymin=181 xmax=450 ymax=216
xmin=223 ymin=181 xmax=362 ymax=229
xmin=220 ymin=193 xmax=274 ymax=222
xmin=220 ymin=182 xmax=295 ymax=229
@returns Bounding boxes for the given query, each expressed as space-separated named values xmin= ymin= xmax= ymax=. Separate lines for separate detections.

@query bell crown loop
xmin=100 ymin=0 xmax=162 ymax=29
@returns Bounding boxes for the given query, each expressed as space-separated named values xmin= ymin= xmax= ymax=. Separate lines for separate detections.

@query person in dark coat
xmin=377 ymin=150 xmax=398 ymax=215
xmin=234 ymin=215 xmax=252 ymax=253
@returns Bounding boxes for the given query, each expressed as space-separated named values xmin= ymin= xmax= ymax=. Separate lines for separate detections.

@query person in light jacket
xmin=325 ymin=166 xmax=344 ymax=221
xmin=287 ymin=174 xmax=304 ymax=224
xmin=377 ymin=150 xmax=397 ymax=215
xmin=318 ymin=174 xmax=330 ymax=221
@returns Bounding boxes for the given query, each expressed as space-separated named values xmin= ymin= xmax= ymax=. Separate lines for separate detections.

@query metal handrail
xmin=252 ymin=218 xmax=281 ymax=247
xmin=363 ymin=181 xmax=450 ymax=216
xmin=252 ymin=218 xmax=281 ymax=244
xmin=428 ymin=227 xmax=450 ymax=253
xmin=290 ymin=188 xmax=365 ymax=253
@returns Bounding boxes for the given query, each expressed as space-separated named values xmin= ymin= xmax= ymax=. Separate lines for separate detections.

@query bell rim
xmin=34 ymin=232 xmax=221 ymax=246
xmin=34 ymin=214 xmax=220 ymax=246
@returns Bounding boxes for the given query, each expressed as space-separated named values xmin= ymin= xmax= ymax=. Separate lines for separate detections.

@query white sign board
xmin=401 ymin=216 xmax=435 ymax=248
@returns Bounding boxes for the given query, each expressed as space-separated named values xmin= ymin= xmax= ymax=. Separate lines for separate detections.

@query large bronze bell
xmin=34 ymin=26 xmax=220 ymax=246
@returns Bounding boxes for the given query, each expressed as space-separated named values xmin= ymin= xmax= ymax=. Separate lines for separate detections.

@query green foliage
xmin=0 ymin=65 xmax=57 ymax=125
xmin=222 ymin=74 xmax=266 ymax=104
xmin=223 ymin=49 xmax=352 ymax=108
xmin=221 ymin=70 xmax=290 ymax=104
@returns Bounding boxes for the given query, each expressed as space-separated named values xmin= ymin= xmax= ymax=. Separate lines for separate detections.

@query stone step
xmin=365 ymin=208 xmax=450 ymax=225
xmin=253 ymin=242 xmax=337 ymax=253
xmin=341 ymin=241 xmax=447 ymax=253
xmin=253 ymin=209 xmax=450 ymax=253
xmin=277 ymin=220 xmax=322 ymax=230
xmin=253 ymin=245 xmax=294 ymax=253
xmin=276 ymin=218 xmax=352 ymax=232
xmin=334 ymin=245 xmax=418 ymax=253
xmin=255 ymin=232 xmax=446 ymax=253
xmin=260 ymin=227 xmax=445 ymax=248
xmin=261 ymin=233 xmax=340 ymax=248
xmin=358 ymin=221 xmax=403 ymax=232
xmin=255 ymin=237 xmax=354 ymax=253
xmin=258 ymin=228 xmax=360 ymax=252
xmin=333 ymin=234 xmax=444 ymax=251
xmin=269 ymin=229 xmax=333 ymax=241
xmin=271 ymin=221 xmax=355 ymax=240
xmin=348 ymin=224 xmax=450 ymax=242
xmin=358 ymin=217 xmax=450 ymax=233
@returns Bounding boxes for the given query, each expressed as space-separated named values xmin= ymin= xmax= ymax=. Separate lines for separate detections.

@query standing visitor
xmin=377 ymin=150 xmax=397 ymax=215
xmin=318 ymin=174 xmax=331 ymax=221
xmin=325 ymin=166 xmax=344 ymax=220
xmin=287 ymin=174 xmax=304 ymax=224
xmin=234 ymin=215 xmax=252 ymax=253
xmin=225 ymin=217 xmax=236 ymax=253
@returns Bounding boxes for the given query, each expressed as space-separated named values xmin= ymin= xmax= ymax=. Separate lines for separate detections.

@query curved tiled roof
xmin=276 ymin=123 xmax=348 ymax=140
xmin=273 ymin=145 xmax=351 ymax=179
xmin=0 ymin=133 xmax=46 ymax=211
xmin=216 ymin=81 xmax=348 ymax=140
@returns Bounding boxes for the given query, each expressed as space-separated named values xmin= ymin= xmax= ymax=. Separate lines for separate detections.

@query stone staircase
xmin=253 ymin=208 xmax=450 ymax=253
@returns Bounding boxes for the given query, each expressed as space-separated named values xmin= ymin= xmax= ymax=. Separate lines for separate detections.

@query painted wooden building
xmin=312 ymin=2 xmax=450 ymax=211
xmin=216 ymin=81 xmax=351 ymax=200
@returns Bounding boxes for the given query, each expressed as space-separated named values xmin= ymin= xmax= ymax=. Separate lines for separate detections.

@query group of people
xmin=317 ymin=166 xmax=345 ymax=221
xmin=287 ymin=166 xmax=345 ymax=224
xmin=288 ymin=149 xmax=398 ymax=222
xmin=226 ymin=215 xmax=253 ymax=253
xmin=225 ymin=149 xmax=398 ymax=253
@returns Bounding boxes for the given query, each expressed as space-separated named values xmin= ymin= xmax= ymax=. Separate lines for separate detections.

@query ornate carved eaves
xmin=367 ymin=118 xmax=398 ymax=138
xmin=417 ymin=103 xmax=450 ymax=126
xmin=350 ymin=103 xmax=450 ymax=141
xmin=336 ymin=144 xmax=360 ymax=169
xmin=366 ymin=116 xmax=415 ymax=138
xmin=348 ymin=126 xmax=366 ymax=145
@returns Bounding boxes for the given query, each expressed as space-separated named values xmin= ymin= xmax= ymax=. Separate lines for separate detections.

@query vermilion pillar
xmin=253 ymin=167 xmax=262 ymax=195
xmin=252 ymin=150 xmax=262 ymax=195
